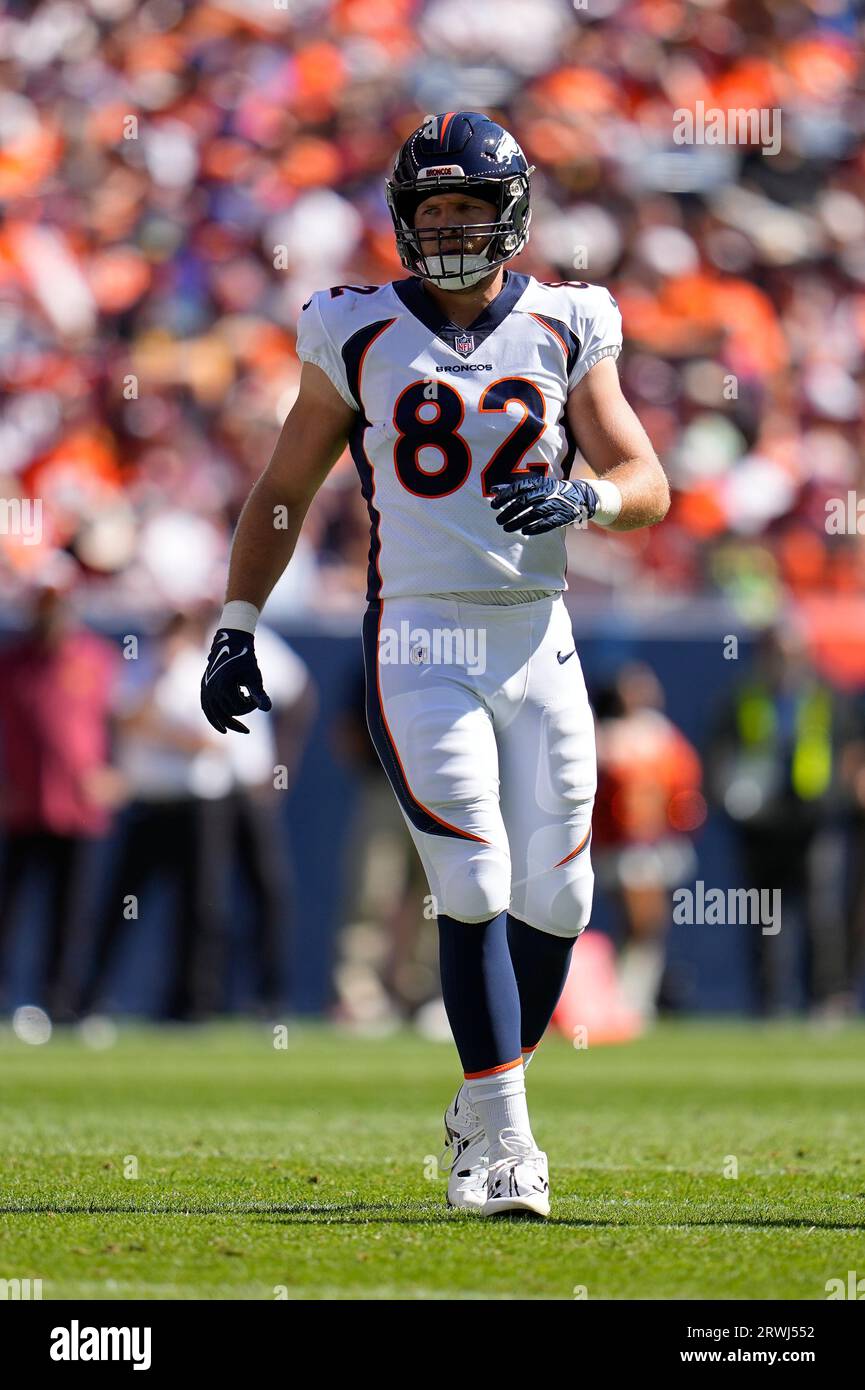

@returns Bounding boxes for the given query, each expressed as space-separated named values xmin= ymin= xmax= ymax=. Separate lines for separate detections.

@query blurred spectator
xmin=706 ymin=622 xmax=855 ymax=1017
xmin=833 ymin=692 xmax=865 ymax=1008
xmin=330 ymin=670 xmax=437 ymax=1029
xmin=0 ymin=579 xmax=122 ymax=1013
xmin=67 ymin=606 xmax=314 ymax=1018
xmin=0 ymin=0 xmax=863 ymax=624
xmin=221 ymin=617 xmax=317 ymax=1016
xmin=70 ymin=609 xmax=235 ymax=1021
xmin=593 ymin=661 xmax=705 ymax=1022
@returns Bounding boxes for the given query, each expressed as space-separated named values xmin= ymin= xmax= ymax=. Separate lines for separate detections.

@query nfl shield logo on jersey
xmin=454 ymin=332 xmax=475 ymax=356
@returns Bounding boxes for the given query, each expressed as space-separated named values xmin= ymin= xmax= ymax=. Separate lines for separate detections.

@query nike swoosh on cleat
xmin=556 ymin=649 xmax=576 ymax=664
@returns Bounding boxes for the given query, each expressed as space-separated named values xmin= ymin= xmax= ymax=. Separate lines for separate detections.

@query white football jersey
xmin=295 ymin=272 xmax=622 ymax=600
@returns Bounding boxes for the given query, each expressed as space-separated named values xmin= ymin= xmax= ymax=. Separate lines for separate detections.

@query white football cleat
xmin=483 ymin=1128 xmax=550 ymax=1218
xmin=442 ymin=1086 xmax=488 ymax=1210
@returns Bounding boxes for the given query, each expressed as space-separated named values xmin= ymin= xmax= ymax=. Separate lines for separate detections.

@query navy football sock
xmin=506 ymin=913 xmax=576 ymax=1051
xmin=436 ymin=911 xmax=522 ymax=1076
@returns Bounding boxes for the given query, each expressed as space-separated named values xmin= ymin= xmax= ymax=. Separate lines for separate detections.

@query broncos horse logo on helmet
xmin=385 ymin=111 xmax=535 ymax=290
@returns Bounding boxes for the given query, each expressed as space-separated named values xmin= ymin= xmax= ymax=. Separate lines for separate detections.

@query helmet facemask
xmin=386 ymin=173 xmax=533 ymax=289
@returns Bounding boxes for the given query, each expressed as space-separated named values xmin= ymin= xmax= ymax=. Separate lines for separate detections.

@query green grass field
xmin=1 ymin=1019 xmax=863 ymax=1300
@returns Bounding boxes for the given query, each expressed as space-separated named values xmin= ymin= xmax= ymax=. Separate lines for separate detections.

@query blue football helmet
xmin=385 ymin=111 xmax=535 ymax=290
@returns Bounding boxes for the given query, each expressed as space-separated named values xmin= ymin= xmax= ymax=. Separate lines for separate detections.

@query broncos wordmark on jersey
xmin=295 ymin=274 xmax=622 ymax=600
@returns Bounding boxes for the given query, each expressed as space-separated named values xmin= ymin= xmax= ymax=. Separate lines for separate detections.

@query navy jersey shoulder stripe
xmin=349 ymin=422 xmax=383 ymax=603
xmin=339 ymin=318 xmax=396 ymax=602
xmin=530 ymin=312 xmax=581 ymax=383
xmin=340 ymin=317 xmax=397 ymax=412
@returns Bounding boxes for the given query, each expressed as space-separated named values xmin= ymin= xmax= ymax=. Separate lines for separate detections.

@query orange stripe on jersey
xmin=439 ymin=112 xmax=456 ymax=147
xmin=375 ymin=600 xmax=488 ymax=845
xmin=554 ymin=826 xmax=591 ymax=869
xmin=356 ymin=319 xmax=396 ymax=416
xmin=463 ymin=1055 xmax=523 ymax=1080
xmin=529 ymin=312 xmax=568 ymax=358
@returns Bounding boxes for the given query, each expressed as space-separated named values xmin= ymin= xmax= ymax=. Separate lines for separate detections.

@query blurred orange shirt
xmin=594 ymin=710 xmax=703 ymax=847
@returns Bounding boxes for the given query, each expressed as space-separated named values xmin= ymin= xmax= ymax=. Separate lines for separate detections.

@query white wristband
xmin=219 ymin=600 xmax=260 ymax=634
xmin=590 ymin=478 xmax=623 ymax=527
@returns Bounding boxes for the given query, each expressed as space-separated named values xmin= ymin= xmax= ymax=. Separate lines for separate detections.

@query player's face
xmin=413 ymin=192 xmax=499 ymax=256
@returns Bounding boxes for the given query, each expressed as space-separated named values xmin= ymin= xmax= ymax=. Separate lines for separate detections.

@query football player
xmin=201 ymin=112 xmax=669 ymax=1218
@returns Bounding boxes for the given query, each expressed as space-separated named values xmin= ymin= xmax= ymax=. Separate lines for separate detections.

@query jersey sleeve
xmin=566 ymin=284 xmax=623 ymax=393
xmin=295 ymin=291 xmax=357 ymax=410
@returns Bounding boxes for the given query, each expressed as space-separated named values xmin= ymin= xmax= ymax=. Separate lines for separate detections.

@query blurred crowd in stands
xmin=1 ymin=0 xmax=864 ymax=659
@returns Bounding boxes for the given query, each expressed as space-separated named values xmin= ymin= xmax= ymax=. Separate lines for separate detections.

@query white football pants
xmin=362 ymin=593 xmax=596 ymax=937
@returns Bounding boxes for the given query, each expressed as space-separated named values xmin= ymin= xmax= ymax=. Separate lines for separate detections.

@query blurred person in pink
xmin=0 ymin=579 xmax=122 ymax=1015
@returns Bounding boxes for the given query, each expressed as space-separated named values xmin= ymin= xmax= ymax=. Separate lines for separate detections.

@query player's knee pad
xmin=518 ymin=865 xmax=595 ymax=940
xmin=427 ymin=841 xmax=511 ymax=924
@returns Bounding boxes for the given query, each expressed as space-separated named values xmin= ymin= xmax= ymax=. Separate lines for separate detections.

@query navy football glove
xmin=201 ymin=627 xmax=272 ymax=734
xmin=490 ymin=476 xmax=599 ymax=536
